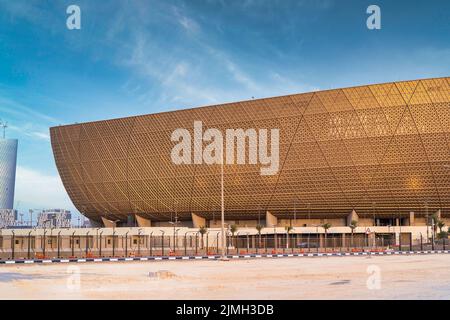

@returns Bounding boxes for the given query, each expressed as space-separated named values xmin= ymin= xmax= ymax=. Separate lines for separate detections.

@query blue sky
xmin=0 ymin=0 xmax=449 ymax=222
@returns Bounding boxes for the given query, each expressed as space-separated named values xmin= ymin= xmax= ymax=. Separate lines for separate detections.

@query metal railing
xmin=0 ymin=233 xmax=446 ymax=260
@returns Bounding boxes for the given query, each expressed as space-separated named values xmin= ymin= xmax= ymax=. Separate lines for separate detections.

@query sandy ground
xmin=0 ymin=255 xmax=449 ymax=299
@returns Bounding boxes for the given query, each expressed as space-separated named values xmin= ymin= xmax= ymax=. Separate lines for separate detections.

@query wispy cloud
xmin=15 ymin=166 xmax=77 ymax=212
xmin=0 ymin=95 xmax=61 ymax=125
xmin=8 ymin=124 xmax=50 ymax=141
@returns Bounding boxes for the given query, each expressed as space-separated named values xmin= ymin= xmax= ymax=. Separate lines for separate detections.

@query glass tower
xmin=0 ymin=139 xmax=18 ymax=209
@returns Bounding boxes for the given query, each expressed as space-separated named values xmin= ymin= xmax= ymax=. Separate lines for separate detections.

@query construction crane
xmin=0 ymin=119 xmax=8 ymax=139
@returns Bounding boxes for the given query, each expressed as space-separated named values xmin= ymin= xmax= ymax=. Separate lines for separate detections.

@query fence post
xmin=71 ymin=232 xmax=75 ymax=257
xmin=112 ymin=231 xmax=116 ymax=257
xmin=57 ymin=231 xmax=61 ymax=258
xmin=216 ymin=232 xmax=219 ymax=255
xmin=420 ymin=233 xmax=423 ymax=251
xmin=317 ymin=234 xmax=319 ymax=253
xmin=264 ymin=236 xmax=267 ymax=254
xmin=11 ymin=232 xmax=15 ymax=260
xmin=86 ymin=232 xmax=90 ymax=257
xmin=195 ymin=233 xmax=198 ymax=256
xmin=293 ymin=234 xmax=296 ymax=253
xmin=409 ymin=233 xmax=413 ymax=251
xmin=43 ymin=231 xmax=47 ymax=258
xmin=27 ymin=231 xmax=32 ymax=259
xmin=149 ymin=233 xmax=153 ymax=256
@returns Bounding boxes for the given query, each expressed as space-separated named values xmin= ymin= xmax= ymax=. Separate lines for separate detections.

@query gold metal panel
xmin=50 ymin=77 xmax=450 ymax=222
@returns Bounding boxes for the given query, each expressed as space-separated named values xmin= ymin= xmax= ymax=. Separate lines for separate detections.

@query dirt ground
xmin=0 ymin=254 xmax=449 ymax=299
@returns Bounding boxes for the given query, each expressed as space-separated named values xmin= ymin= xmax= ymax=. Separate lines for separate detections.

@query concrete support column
xmin=347 ymin=209 xmax=359 ymax=226
xmin=409 ymin=211 xmax=415 ymax=226
xmin=191 ymin=213 xmax=206 ymax=228
xmin=265 ymin=211 xmax=278 ymax=228
xmin=101 ymin=217 xmax=117 ymax=228
xmin=436 ymin=209 xmax=442 ymax=220
xmin=136 ymin=215 xmax=151 ymax=227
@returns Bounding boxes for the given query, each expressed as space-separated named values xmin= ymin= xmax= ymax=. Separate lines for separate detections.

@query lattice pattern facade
xmin=50 ymin=77 xmax=450 ymax=223
xmin=0 ymin=139 xmax=17 ymax=210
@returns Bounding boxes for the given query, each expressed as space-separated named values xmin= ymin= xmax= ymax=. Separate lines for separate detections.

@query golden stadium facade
xmin=50 ymin=77 xmax=450 ymax=227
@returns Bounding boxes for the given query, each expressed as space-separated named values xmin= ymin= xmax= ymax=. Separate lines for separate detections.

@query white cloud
xmin=30 ymin=131 xmax=50 ymax=141
xmin=14 ymin=166 xmax=76 ymax=212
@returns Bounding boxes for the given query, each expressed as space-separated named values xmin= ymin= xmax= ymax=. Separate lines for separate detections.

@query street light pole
xmin=220 ymin=147 xmax=226 ymax=260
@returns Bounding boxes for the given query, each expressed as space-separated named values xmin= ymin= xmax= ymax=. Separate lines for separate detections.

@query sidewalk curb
xmin=1 ymin=250 xmax=449 ymax=265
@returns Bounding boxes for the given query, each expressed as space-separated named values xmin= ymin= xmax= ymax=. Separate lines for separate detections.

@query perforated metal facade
xmin=50 ymin=78 xmax=450 ymax=223
xmin=0 ymin=139 xmax=17 ymax=210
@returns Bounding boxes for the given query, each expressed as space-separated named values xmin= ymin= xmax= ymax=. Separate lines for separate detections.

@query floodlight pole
xmin=220 ymin=149 xmax=226 ymax=260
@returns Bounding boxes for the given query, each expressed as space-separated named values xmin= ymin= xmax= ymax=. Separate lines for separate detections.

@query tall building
xmin=0 ymin=209 xmax=17 ymax=228
xmin=0 ymin=138 xmax=18 ymax=210
xmin=50 ymin=77 xmax=450 ymax=228
xmin=36 ymin=209 xmax=72 ymax=228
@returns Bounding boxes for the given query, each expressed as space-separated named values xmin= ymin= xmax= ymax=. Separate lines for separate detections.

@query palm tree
xmin=322 ymin=223 xmax=332 ymax=249
xmin=349 ymin=220 xmax=358 ymax=248
xmin=199 ymin=226 xmax=207 ymax=249
xmin=230 ymin=224 xmax=238 ymax=247
xmin=285 ymin=226 xmax=293 ymax=249
xmin=437 ymin=220 xmax=445 ymax=233
xmin=256 ymin=224 xmax=264 ymax=248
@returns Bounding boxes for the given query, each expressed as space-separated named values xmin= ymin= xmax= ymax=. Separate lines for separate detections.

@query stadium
xmin=50 ymin=77 xmax=450 ymax=229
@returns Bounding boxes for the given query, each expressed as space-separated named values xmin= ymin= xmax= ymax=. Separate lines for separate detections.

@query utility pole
xmin=220 ymin=146 xmax=227 ymax=260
